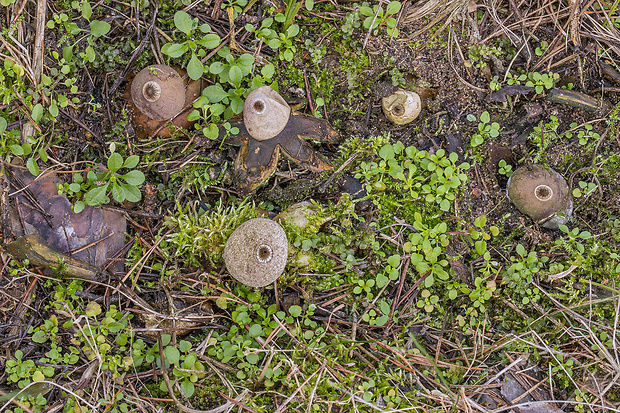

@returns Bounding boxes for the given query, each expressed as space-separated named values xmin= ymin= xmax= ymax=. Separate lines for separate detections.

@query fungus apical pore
xmin=507 ymin=164 xmax=573 ymax=229
xmin=243 ymin=86 xmax=291 ymax=141
xmin=224 ymin=218 xmax=288 ymax=287
xmin=382 ymin=90 xmax=422 ymax=125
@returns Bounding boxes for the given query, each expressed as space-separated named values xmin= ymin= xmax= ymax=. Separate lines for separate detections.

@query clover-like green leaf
xmin=162 ymin=43 xmax=188 ymax=58
xmin=248 ymin=324 xmax=263 ymax=337
xmin=200 ymin=33 xmax=221 ymax=49
xmin=111 ymin=182 xmax=126 ymax=203
xmin=84 ymin=183 xmax=110 ymax=206
xmin=261 ymin=63 xmax=275 ymax=79
xmin=73 ymin=201 xmax=85 ymax=213
xmin=180 ymin=379 xmax=195 ymax=398
xmin=187 ymin=54 xmax=204 ymax=81
xmin=203 ymin=84 xmax=228 ymax=102
xmin=209 ymin=61 xmax=225 ymax=74
xmin=203 ymin=123 xmax=219 ymax=140
xmin=122 ymin=170 xmax=145 ymax=186
xmin=386 ymin=1 xmax=401 ymax=15
xmin=89 ymin=20 xmax=111 ymax=37
xmin=85 ymin=301 xmax=102 ymax=317
xmin=107 ymin=153 xmax=123 ymax=173
xmin=286 ymin=24 xmax=299 ymax=38
xmin=81 ymin=0 xmax=92 ymax=20
xmin=32 ymin=103 xmax=44 ymax=123
xmin=120 ymin=183 xmax=141 ymax=202
xmin=228 ymin=65 xmax=243 ymax=87
xmin=179 ymin=340 xmax=191 ymax=353
xmin=9 ymin=145 xmax=23 ymax=156
xmin=27 ymin=157 xmax=39 ymax=176
xmin=123 ymin=155 xmax=139 ymax=169
xmin=387 ymin=254 xmax=400 ymax=268
xmin=165 ymin=346 xmax=180 ymax=365
xmin=288 ymin=305 xmax=302 ymax=317
xmin=174 ymin=10 xmax=194 ymax=36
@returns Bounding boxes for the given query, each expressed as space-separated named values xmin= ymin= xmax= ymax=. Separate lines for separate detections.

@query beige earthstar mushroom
xmin=224 ymin=218 xmax=288 ymax=287
xmin=382 ymin=90 xmax=422 ymax=125
xmin=243 ymin=86 xmax=291 ymax=141
xmin=506 ymin=164 xmax=573 ymax=229
xmin=221 ymin=86 xmax=339 ymax=193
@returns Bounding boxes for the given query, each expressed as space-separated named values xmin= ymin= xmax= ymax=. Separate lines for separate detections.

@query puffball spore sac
xmin=243 ymin=86 xmax=291 ymax=141
xmin=382 ymin=90 xmax=422 ymax=125
xmin=506 ymin=164 xmax=573 ymax=229
xmin=224 ymin=218 xmax=288 ymax=287
xmin=130 ymin=64 xmax=186 ymax=121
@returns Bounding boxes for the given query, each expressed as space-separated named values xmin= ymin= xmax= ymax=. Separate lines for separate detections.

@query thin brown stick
xmin=32 ymin=0 xmax=46 ymax=86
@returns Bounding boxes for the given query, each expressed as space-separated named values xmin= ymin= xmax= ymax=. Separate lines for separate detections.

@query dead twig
xmin=108 ymin=3 xmax=159 ymax=96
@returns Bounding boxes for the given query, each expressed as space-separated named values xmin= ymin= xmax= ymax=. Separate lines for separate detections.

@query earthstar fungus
xmin=224 ymin=218 xmax=288 ymax=287
xmin=125 ymin=64 xmax=204 ymax=138
xmin=131 ymin=64 xmax=185 ymax=120
xmin=382 ymin=90 xmax=422 ymax=125
xmin=506 ymin=164 xmax=573 ymax=229
xmin=224 ymin=86 xmax=339 ymax=193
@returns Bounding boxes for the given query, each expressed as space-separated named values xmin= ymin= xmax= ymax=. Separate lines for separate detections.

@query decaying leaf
xmin=486 ymin=85 xmax=535 ymax=103
xmin=547 ymin=88 xmax=602 ymax=112
xmin=3 ymin=164 xmax=127 ymax=273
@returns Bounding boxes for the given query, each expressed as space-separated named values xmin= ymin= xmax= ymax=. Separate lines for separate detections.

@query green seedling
xmin=267 ymin=23 xmax=300 ymax=61
xmin=161 ymin=11 xmax=221 ymax=80
xmin=572 ymin=181 xmax=597 ymax=198
xmin=58 ymin=150 xmax=145 ymax=213
xmin=359 ymin=1 xmax=401 ymax=37
xmin=498 ymin=159 xmax=513 ymax=177
xmin=6 ymin=349 xmax=55 ymax=389
xmin=158 ymin=338 xmax=206 ymax=398
xmin=468 ymin=111 xmax=500 ymax=147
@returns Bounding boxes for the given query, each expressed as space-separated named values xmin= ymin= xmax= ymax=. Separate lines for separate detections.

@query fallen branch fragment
xmin=547 ymin=88 xmax=602 ymax=112
xmin=3 ymin=233 xmax=102 ymax=280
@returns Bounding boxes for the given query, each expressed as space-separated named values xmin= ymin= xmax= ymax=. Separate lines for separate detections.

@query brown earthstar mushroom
xmin=224 ymin=218 xmax=288 ymax=287
xmin=222 ymin=86 xmax=339 ymax=193
xmin=506 ymin=164 xmax=573 ymax=229
xmin=131 ymin=64 xmax=185 ymax=120
xmin=125 ymin=65 xmax=204 ymax=138
xmin=382 ymin=90 xmax=422 ymax=125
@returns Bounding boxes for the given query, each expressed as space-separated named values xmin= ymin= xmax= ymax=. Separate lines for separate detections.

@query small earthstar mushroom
xmin=221 ymin=86 xmax=338 ymax=193
xmin=507 ymin=164 xmax=573 ymax=229
xmin=382 ymin=90 xmax=422 ymax=125
xmin=224 ymin=218 xmax=288 ymax=287
xmin=243 ymin=86 xmax=291 ymax=141
xmin=125 ymin=65 xmax=204 ymax=138
xmin=130 ymin=64 xmax=186 ymax=121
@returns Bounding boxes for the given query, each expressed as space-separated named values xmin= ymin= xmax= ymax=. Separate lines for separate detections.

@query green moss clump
xmin=162 ymin=200 xmax=258 ymax=269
